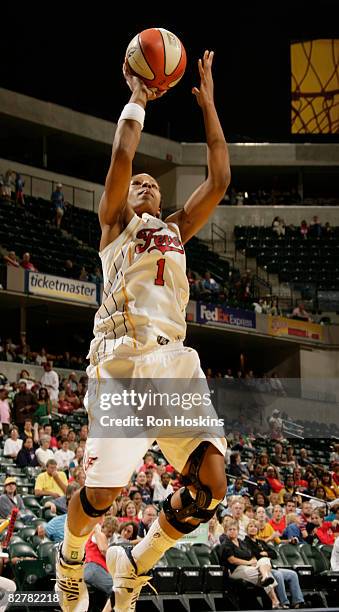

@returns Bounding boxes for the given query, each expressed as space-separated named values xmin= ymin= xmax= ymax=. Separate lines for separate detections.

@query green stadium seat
xmin=9 ymin=541 xmax=37 ymax=560
xmin=13 ymin=559 xmax=46 ymax=591
xmin=17 ymin=527 xmax=36 ymax=544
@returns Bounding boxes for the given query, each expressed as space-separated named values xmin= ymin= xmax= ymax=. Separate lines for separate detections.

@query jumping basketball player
xmin=56 ymin=50 xmax=230 ymax=612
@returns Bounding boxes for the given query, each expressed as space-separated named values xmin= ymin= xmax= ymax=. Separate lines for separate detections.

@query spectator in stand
xmin=207 ymin=514 xmax=223 ymax=546
xmin=268 ymin=410 xmax=284 ymax=441
xmin=152 ymin=472 xmax=174 ymax=504
xmin=67 ymin=430 xmax=79 ymax=453
xmin=201 ymin=271 xmax=219 ymax=296
xmin=3 ymin=251 xmax=20 ymax=268
xmin=67 ymin=372 xmax=78 ymax=393
xmin=270 ymin=373 xmax=286 ymax=397
xmin=293 ymin=468 xmax=308 ymax=490
xmin=277 ymin=475 xmax=298 ymax=505
xmin=57 ymin=390 xmax=74 ymax=415
xmin=0 ymin=387 xmax=11 ymax=435
xmin=79 ymin=424 xmax=88 ymax=442
xmin=321 ymin=472 xmax=339 ymax=500
xmin=64 ymin=384 xmax=81 ymax=410
xmin=15 ymin=173 xmax=25 ymax=205
xmin=118 ymin=499 xmax=139 ymax=524
xmin=20 ymin=252 xmax=37 ymax=272
xmin=0 ymin=340 xmax=16 ymax=362
xmin=187 ymin=269 xmax=198 ymax=299
xmin=46 ymin=483 xmax=80 ymax=542
xmin=227 ymin=477 xmax=249 ymax=497
xmin=256 ymin=507 xmax=281 ymax=544
xmin=21 ymin=418 xmax=39 ymax=446
xmin=292 ymin=302 xmax=311 ymax=322
xmin=51 ymin=183 xmax=65 ymax=228
xmin=33 ymin=387 xmax=52 ymax=424
xmin=12 ymin=381 xmax=38 ymax=431
xmin=309 ymin=510 xmax=335 ymax=545
xmin=299 ymin=448 xmax=313 ymax=467
xmin=129 ymin=491 xmax=146 ymax=519
xmin=79 ymin=266 xmax=88 ymax=282
xmin=116 ymin=521 xmax=138 ymax=544
xmin=84 ymin=517 xmax=115 ymax=597
xmin=269 ymin=505 xmax=286 ymax=535
xmin=4 ymin=427 xmax=23 ymax=458
xmin=299 ymin=501 xmax=313 ymax=529
xmin=89 ymin=267 xmax=103 ymax=285
xmin=272 ymin=216 xmax=285 ymax=237
xmin=63 ymin=260 xmax=75 ymax=279
xmin=282 ymin=514 xmax=306 ymax=543
xmin=69 ymin=447 xmax=84 ymax=476
xmin=16 ymin=436 xmax=39 ymax=468
xmin=266 ymin=466 xmax=284 ymax=493
xmin=229 ymin=452 xmax=249 ymax=479
xmin=137 ymin=505 xmax=158 ymax=539
xmin=299 ymin=220 xmax=309 ymax=239
xmin=138 ymin=451 xmax=158 ymax=472
xmin=35 ymin=348 xmax=48 ymax=366
xmin=0 ymin=477 xmax=32 ymax=522
xmin=18 ymin=368 xmax=36 ymax=393
xmin=228 ymin=496 xmax=249 ymax=540
xmin=130 ymin=472 xmax=152 ymax=505
xmin=43 ymin=423 xmax=58 ymax=450
xmin=309 ymin=215 xmax=322 ymax=238
xmin=34 ymin=458 xmax=68 ymax=498
xmin=54 ymin=440 xmax=75 ymax=472
xmin=40 ymin=362 xmax=59 ymax=403
xmin=35 ymin=435 xmax=55 ymax=467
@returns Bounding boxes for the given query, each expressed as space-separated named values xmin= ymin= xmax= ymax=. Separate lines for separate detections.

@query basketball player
xmin=56 ymin=50 xmax=230 ymax=612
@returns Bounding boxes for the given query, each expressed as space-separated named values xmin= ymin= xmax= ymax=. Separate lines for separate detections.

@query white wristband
xmin=118 ymin=103 xmax=145 ymax=130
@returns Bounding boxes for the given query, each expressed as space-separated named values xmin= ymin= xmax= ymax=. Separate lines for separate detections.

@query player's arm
xmin=165 ymin=51 xmax=230 ymax=244
xmin=99 ymin=64 xmax=165 ymax=250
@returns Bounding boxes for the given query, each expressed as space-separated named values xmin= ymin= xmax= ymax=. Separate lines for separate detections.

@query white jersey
xmin=87 ymin=212 xmax=189 ymax=364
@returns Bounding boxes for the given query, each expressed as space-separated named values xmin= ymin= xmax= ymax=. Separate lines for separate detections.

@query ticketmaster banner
xmin=26 ymin=271 xmax=98 ymax=305
xmin=196 ymin=302 xmax=256 ymax=329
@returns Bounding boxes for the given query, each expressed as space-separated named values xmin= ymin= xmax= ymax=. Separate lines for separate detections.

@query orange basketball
xmin=126 ymin=28 xmax=187 ymax=92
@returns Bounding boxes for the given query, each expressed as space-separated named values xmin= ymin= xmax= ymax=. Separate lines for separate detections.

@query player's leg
xmin=106 ymin=441 xmax=227 ymax=612
xmin=56 ymin=485 xmax=120 ymax=612
xmin=56 ymin=432 xmax=150 ymax=612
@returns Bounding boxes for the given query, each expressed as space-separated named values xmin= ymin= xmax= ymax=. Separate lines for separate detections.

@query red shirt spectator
xmin=266 ymin=467 xmax=284 ymax=493
xmin=21 ymin=252 xmax=37 ymax=272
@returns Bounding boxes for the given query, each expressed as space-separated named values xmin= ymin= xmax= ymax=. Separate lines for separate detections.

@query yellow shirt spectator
xmin=257 ymin=521 xmax=281 ymax=544
xmin=34 ymin=460 xmax=68 ymax=497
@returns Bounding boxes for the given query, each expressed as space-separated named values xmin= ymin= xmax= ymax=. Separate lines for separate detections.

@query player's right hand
xmin=123 ymin=59 xmax=166 ymax=100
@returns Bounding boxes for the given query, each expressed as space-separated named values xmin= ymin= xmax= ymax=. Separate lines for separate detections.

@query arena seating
xmin=234 ymin=225 xmax=339 ymax=290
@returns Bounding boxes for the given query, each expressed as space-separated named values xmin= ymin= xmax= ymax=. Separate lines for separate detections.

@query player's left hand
xmin=192 ymin=50 xmax=215 ymax=108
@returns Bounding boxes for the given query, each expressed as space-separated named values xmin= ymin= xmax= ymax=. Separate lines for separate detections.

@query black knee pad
xmin=79 ymin=487 xmax=112 ymax=518
xmin=163 ymin=487 xmax=217 ymax=534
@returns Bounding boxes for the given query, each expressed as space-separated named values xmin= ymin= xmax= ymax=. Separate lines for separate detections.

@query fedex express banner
xmin=196 ymin=302 xmax=256 ymax=329
xmin=26 ymin=271 xmax=98 ymax=305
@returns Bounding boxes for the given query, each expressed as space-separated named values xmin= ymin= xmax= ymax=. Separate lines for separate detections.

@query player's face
xmin=128 ymin=174 xmax=161 ymax=217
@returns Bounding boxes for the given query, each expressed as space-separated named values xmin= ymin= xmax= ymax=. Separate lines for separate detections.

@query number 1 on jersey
xmin=154 ymin=258 xmax=166 ymax=286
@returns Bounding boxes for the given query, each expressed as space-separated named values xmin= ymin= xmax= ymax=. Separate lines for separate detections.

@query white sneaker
xmin=55 ymin=544 xmax=89 ymax=612
xmin=106 ymin=546 xmax=155 ymax=611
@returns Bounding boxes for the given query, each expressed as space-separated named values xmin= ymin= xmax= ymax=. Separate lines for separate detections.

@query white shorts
xmin=84 ymin=341 xmax=226 ymax=487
